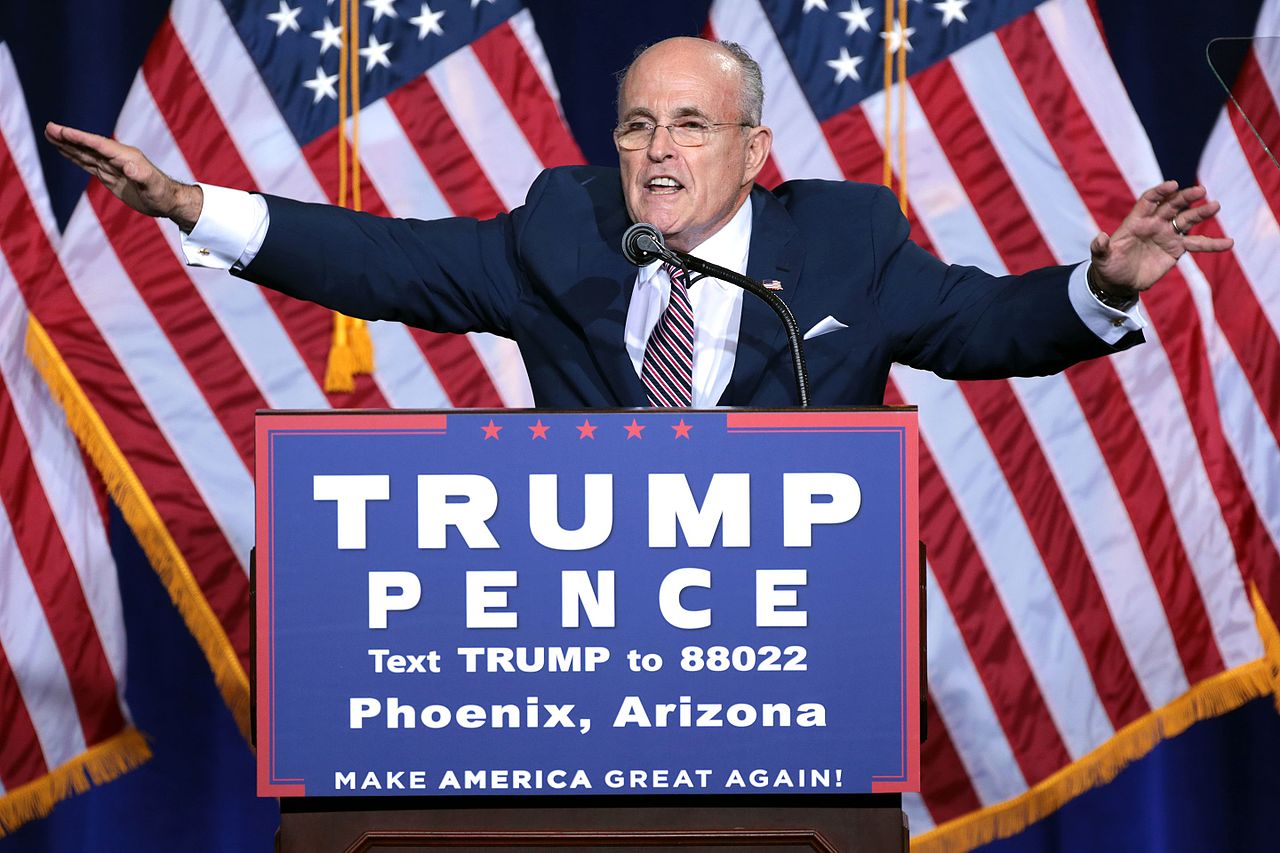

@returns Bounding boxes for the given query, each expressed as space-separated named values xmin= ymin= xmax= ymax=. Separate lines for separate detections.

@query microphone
xmin=618 ymin=222 xmax=812 ymax=407
xmin=621 ymin=223 xmax=674 ymax=266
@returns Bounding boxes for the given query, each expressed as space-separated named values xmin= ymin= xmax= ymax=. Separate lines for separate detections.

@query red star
xmin=576 ymin=419 xmax=598 ymax=439
xmin=672 ymin=419 xmax=692 ymax=439
xmin=529 ymin=419 xmax=550 ymax=440
xmin=481 ymin=419 xmax=502 ymax=440
xmin=624 ymin=418 xmax=645 ymax=439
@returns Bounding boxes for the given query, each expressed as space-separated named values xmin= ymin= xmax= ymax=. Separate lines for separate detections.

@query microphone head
xmin=622 ymin=222 xmax=668 ymax=266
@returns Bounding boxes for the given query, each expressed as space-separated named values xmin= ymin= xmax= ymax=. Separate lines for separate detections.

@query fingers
xmin=45 ymin=122 xmax=120 ymax=175
xmin=1089 ymin=231 xmax=1110 ymax=260
xmin=45 ymin=122 xmax=109 ymax=155
xmin=44 ymin=122 xmax=139 ymax=175
xmin=1155 ymin=185 xmax=1208 ymax=221
xmin=1182 ymin=234 xmax=1234 ymax=253
xmin=48 ymin=136 xmax=115 ymax=172
xmin=1177 ymin=199 xmax=1221 ymax=228
xmin=1135 ymin=179 xmax=1180 ymax=216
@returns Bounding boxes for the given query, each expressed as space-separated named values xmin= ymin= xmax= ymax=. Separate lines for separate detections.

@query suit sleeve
xmin=231 ymin=174 xmax=556 ymax=337
xmin=866 ymin=185 xmax=1142 ymax=379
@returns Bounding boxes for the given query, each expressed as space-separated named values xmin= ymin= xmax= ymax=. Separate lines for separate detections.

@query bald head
xmin=617 ymin=38 xmax=764 ymax=126
xmin=612 ymin=36 xmax=773 ymax=251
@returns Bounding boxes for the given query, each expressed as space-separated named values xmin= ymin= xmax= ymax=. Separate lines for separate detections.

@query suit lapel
xmin=720 ymin=187 xmax=805 ymax=406
xmin=574 ymin=228 xmax=649 ymax=407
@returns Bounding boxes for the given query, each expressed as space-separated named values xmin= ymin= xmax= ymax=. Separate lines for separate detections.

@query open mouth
xmin=645 ymin=176 xmax=683 ymax=195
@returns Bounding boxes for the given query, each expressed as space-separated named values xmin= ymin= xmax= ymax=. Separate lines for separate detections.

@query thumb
xmin=1089 ymin=232 xmax=1109 ymax=262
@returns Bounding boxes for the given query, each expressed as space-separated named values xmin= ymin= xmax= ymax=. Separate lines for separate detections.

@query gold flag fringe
xmin=24 ymin=316 xmax=251 ymax=741
xmin=911 ymin=658 xmax=1274 ymax=852
xmin=0 ymin=728 xmax=151 ymax=837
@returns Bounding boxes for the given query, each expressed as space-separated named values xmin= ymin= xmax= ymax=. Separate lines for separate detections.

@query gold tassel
xmin=349 ymin=0 xmax=362 ymax=214
xmin=324 ymin=0 xmax=374 ymax=389
xmin=881 ymin=0 xmax=893 ymax=189
xmin=896 ymin=0 xmax=908 ymax=214
xmin=912 ymin=660 xmax=1274 ymax=852
xmin=0 ymin=729 xmax=152 ymax=837
xmin=338 ymin=0 xmax=349 ymax=209
xmin=880 ymin=0 xmax=909 ymax=215
xmin=1251 ymin=582 xmax=1280 ymax=708
xmin=24 ymin=316 xmax=251 ymax=740
xmin=349 ymin=317 xmax=375 ymax=374
xmin=323 ymin=312 xmax=357 ymax=393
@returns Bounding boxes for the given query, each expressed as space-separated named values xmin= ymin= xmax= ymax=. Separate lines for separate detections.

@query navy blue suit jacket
xmin=239 ymin=165 xmax=1138 ymax=407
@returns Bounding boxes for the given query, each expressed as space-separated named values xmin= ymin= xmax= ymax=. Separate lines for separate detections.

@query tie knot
xmin=663 ymin=263 xmax=689 ymax=289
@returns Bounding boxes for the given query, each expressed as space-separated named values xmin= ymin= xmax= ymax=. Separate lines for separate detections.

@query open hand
xmin=1089 ymin=181 xmax=1233 ymax=301
xmin=44 ymin=122 xmax=204 ymax=230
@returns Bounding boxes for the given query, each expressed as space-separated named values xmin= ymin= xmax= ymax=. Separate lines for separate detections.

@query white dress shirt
xmin=181 ymin=184 xmax=1146 ymax=400
xmin=623 ymin=201 xmax=750 ymax=407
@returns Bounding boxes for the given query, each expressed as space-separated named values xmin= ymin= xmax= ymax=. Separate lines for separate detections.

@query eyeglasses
xmin=613 ymin=119 xmax=753 ymax=150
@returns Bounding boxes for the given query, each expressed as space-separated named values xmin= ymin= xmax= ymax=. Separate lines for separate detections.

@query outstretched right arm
xmin=44 ymin=122 xmax=204 ymax=230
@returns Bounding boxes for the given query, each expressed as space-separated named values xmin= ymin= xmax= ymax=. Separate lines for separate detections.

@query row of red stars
xmin=480 ymin=418 xmax=693 ymax=440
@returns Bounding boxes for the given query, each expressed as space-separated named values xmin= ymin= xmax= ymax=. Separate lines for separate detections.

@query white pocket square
xmin=803 ymin=315 xmax=848 ymax=341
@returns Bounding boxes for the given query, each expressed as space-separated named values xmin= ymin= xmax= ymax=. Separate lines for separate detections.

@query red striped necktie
xmin=641 ymin=263 xmax=695 ymax=407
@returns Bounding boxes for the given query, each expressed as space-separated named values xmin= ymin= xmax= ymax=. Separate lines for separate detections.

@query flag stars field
xmin=838 ymin=0 xmax=875 ymax=35
xmin=880 ymin=20 xmax=916 ymax=53
xmin=410 ymin=2 xmax=447 ymax=38
xmin=364 ymin=0 xmax=399 ymax=23
xmin=267 ymin=0 xmax=302 ymax=35
xmin=303 ymin=67 xmax=338 ymax=103
xmin=311 ymin=17 xmax=343 ymax=53
xmin=932 ymin=0 xmax=969 ymax=26
xmin=360 ymin=34 xmax=393 ymax=70
xmin=827 ymin=46 xmax=864 ymax=83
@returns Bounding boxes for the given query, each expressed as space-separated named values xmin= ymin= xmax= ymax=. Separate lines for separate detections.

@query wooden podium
xmin=255 ymin=409 xmax=920 ymax=852
xmin=277 ymin=794 xmax=906 ymax=851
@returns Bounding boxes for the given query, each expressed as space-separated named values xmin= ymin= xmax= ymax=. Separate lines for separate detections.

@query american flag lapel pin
xmin=762 ymin=279 xmax=784 ymax=291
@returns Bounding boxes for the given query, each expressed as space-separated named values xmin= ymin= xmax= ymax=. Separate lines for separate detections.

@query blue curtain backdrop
xmin=1 ymin=1 xmax=1276 ymax=850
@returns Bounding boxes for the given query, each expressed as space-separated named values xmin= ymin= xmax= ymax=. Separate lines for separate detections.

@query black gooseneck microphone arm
xmin=622 ymin=223 xmax=811 ymax=408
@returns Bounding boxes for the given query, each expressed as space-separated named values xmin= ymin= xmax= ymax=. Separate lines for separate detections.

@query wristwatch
xmin=1086 ymin=266 xmax=1138 ymax=311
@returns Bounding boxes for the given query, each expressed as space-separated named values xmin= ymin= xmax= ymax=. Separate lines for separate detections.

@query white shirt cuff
xmin=1068 ymin=261 xmax=1146 ymax=345
xmin=180 ymin=183 xmax=269 ymax=270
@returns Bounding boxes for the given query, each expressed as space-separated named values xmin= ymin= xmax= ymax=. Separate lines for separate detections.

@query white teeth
xmin=648 ymin=177 xmax=680 ymax=187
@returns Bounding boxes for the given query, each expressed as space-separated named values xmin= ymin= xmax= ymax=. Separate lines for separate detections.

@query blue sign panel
xmin=255 ymin=410 xmax=918 ymax=797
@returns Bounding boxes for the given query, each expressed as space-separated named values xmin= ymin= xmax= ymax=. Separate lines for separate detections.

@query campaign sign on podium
xmin=255 ymin=409 xmax=919 ymax=798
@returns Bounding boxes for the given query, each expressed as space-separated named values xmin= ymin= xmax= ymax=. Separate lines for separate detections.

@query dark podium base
xmin=277 ymin=795 xmax=907 ymax=852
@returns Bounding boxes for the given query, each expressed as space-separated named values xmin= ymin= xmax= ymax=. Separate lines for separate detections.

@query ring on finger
xmin=1171 ymin=216 xmax=1187 ymax=236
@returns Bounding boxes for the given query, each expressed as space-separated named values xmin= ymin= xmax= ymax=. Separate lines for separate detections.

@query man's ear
xmin=743 ymin=125 xmax=773 ymax=185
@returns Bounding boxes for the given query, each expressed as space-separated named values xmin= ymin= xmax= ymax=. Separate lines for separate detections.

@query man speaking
xmin=45 ymin=37 xmax=1232 ymax=407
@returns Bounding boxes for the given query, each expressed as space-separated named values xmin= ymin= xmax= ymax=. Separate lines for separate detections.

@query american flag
xmin=0 ymin=43 xmax=149 ymax=835
xmin=5 ymin=0 xmax=1279 ymax=848
xmin=702 ymin=0 xmax=1279 ymax=847
xmin=24 ymin=0 xmax=577 ymax=746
